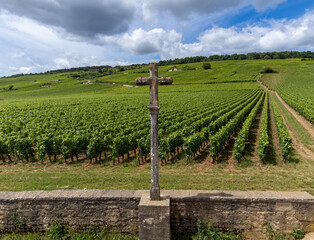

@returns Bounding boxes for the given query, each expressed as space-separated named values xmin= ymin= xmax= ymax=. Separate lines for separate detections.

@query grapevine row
xmin=161 ymin=89 xmax=259 ymax=135
xmin=209 ymin=91 xmax=264 ymax=161
xmin=257 ymin=92 xmax=269 ymax=163
xmin=0 ymin=89 xmax=259 ymax=164
xmin=182 ymin=90 xmax=263 ymax=162
xmin=233 ymin=92 xmax=264 ymax=161
xmin=270 ymin=93 xmax=292 ymax=161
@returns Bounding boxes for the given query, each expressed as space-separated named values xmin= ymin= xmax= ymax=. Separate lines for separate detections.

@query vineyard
xmin=0 ymin=58 xmax=313 ymax=193
xmin=0 ymin=86 xmax=264 ymax=165
xmin=259 ymin=67 xmax=314 ymax=123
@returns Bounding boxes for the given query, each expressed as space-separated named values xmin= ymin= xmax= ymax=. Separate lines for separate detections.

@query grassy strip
xmin=272 ymin=93 xmax=314 ymax=151
xmin=0 ymin=159 xmax=313 ymax=195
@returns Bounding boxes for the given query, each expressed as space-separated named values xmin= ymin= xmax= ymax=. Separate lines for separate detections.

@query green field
xmin=0 ymin=59 xmax=313 ymax=194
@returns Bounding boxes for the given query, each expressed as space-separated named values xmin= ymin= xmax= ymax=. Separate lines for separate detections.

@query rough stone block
xmin=276 ymin=202 xmax=293 ymax=211
xmin=139 ymin=193 xmax=170 ymax=240
xmin=243 ymin=231 xmax=265 ymax=240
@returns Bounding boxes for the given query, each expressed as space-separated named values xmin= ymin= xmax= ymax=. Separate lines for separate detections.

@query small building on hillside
xmin=168 ymin=66 xmax=182 ymax=72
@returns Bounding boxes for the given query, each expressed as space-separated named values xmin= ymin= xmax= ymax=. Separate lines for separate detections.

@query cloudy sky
xmin=0 ymin=0 xmax=313 ymax=77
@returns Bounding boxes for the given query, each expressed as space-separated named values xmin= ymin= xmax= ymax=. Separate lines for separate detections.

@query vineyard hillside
xmin=0 ymin=58 xmax=313 ymax=195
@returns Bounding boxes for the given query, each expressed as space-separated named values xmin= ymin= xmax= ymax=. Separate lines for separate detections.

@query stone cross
xmin=136 ymin=62 xmax=173 ymax=200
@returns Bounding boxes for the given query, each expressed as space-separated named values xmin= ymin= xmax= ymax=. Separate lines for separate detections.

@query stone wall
xmin=0 ymin=190 xmax=143 ymax=233
xmin=167 ymin=190 xmax=314 ymax=239
xmin=0 ymin=190 xmax=313 ymax=239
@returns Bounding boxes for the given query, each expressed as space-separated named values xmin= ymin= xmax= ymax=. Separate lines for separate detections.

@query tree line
xmin=158 ymin=51 xmax=314 ymax=66
xmin=2 ymin=51 xmax=313 ymax=78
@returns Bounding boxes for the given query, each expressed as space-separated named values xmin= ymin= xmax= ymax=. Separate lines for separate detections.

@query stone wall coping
xmin=0 ymin=190 xmax=312 ymax=202
xmin=0 ymin=190 xmax=145 ymax=201
xmin=161 ymin=190 xmax=314 ymax=202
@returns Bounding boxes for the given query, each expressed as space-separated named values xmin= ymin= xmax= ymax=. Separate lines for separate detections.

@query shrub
xmin=183 ymin=65 xmax=196 ymax=70
xmin=11 ymin=208 xmax=24 ymax=230
xmin=266 ymin=224 xmax=305 ymax=240
xmin=203 ymin=62 xmax=211 ymax=70
xmin=196 ymin=220 xmax=244 ymax=240
xmin=291 ymin=228 xmax=305 ymax=239
xmin=261 ymin=67 xmax=277 ymax=73
xmin=48 ymin=221 xmax=68 ymax=240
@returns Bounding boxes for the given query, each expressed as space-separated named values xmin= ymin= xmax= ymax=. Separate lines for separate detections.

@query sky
xmin=0 ymin=0 xmax=314 ymax=77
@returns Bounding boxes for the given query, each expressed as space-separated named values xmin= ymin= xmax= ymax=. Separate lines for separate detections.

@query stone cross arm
xmin=135 ymin=77 xmax=173 ymax=86
xmin=135 ymin=62 xmax=173 ymax=86
xmin=135 ymin=62 xmax=172 ymax=107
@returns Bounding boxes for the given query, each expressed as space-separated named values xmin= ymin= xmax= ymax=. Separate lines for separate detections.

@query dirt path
xmin=100 ymin=82 xmax=138 ymax=88
xmin=287 ymin=126 xmax=314 ymax=160
xmin=83 ymin=80 xmax=91 ymax=84
xmin=221 ymin=135 xmax=237 ymax=169
xmin=258 ymin=81 xmax=268 ymax=91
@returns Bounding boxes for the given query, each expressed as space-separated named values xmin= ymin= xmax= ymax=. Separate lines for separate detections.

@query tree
xmin=264 ymin=55 xmax=271 ymax=60
xmin=230 ymin=54 xmax=239 ymax=60
xmin=203 ymin=62 xmax=211 ymax=70
xmin=261 ymin=67 xmax=277 ymax=73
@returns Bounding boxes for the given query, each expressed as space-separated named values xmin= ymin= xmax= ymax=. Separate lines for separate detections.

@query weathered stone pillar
xmin=148 ymin=105 xmax=160 ymax=201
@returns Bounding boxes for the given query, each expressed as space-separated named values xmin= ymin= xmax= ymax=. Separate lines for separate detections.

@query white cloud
xmin=104 ymin=28 xmax=182 ymax=55
xmin=53 ymin=52 xmax=103 ymax=69
xmin=12 ymin=51 xmax=25 ymax=58
xmin=104 ymin=11 xmax=314 ymax=59
xmin=0 ymin=11 xmax=132 ymax=76
xmin=19 ymin=67 xmax=32 ymax=73
xmin=197 ymin=11 xmax=314 ymax=54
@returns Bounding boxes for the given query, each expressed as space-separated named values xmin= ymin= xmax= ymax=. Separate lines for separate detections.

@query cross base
xmin=139 ymin=192 xmax=171 ymax=240
xmin=150 ymin=186 xmax=161 ymax=201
